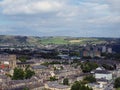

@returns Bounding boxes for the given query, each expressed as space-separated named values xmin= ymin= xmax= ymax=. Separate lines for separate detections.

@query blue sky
xmin=0 ymin=0 xmax=120 ymax=37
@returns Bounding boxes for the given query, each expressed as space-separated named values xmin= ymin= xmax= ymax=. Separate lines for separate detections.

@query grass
xmin=0 ymin=35 xmax=107 ymax=45
xmin=116 ymin=88 xmax=120 ymax=90
xmin=39 ymin=37 xmax=106 ymax=45
xmin=40 ymin=37 xmax=69 ymax=45
xmin=69 ymin=38 xmax=106 ymax=44
xmin=69 ymin=40 xmax=83 ymax=43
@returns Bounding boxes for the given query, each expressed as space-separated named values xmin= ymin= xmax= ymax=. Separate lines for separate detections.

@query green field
xmin=116 ymin=88 xmax=120 ymax=90
xmin=39 ymin=37 xmax=107 ymax=45
xmin=39 ymin=37 xmax=69 ymax=45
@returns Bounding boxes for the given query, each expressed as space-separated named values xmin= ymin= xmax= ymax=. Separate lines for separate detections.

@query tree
xmin=24 ymin=65 xmax=35 ymax=79
xmin=114 ymin=77 xmax=120 ymax=88
xmin=12 ymin=67 xmax=35 ymax=80
xmin=18 ymin=56 xmax=28 ymax=62
xmin=25 ymin=69 xmax=35 ymax=79
xmin=60 ymin=66 xmax=64 ymax=70
xmin=23 ymin=87 xmax=29 ymax=90
xmin=63 ymin=78 xmax=69 ymax=85
xmin=49 ymin=76 xmax=57 ymax=81
xmin=83 ymin=75 xmax=96 ymax=83
xmin=102 ymin=64 xmax=115 ymax=70
xmin=71 ymin=81 xmax=93 ymax=90
xmin=69 ymin=52 xmax=80 ymax=57
xmin=81 ymin=62 xmax=98 ymax=73
xmin=12 ymin=67 xmax=25 ymax=80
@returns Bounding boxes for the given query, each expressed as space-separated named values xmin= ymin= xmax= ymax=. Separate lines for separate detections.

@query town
xmin=0 ymin=0 xmax=120 ymax=89
xmin=0 ymin=41 xmax=120 ymax=90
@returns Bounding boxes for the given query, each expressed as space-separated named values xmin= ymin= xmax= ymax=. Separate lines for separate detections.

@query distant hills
xmin=0 ymin=35 xmax=119 ymax=45
xmin=0 ymin=35 xmax=39 ymax=45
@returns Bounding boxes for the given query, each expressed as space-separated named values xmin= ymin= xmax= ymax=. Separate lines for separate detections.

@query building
xmin=0 ymin=54 xmax=16 ymax=70
xmin=94 ymin=51 xmax=101 ymax=57
xmin=102 ymin=46 xmax=106 ymax=53
xmin=83 ymin=51 xmax=90 ymax=57
xmin=45 ymin=81 xmax=70 ymax=90
xmin=83 ymin=50 xmax=101 ymax=58
xmin=107 ymin=47 xmax=112 ymax=53
xmin=17 ymin=61 xmax=35 ymax=69
xmin=93 ymin=67 xmax=112 ymax=80
xmin=0 ymin=75 xmax=8 ymax=82
xmin=32 ymin=65 xmax=48 ymax=74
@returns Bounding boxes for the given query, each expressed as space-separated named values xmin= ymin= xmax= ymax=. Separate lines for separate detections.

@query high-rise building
xmin=94 ymin=51 xmax=101 ymax=57
xmin=102 ymin=46 xmax=106 ymax=53
xmin=83 ymin=51 xmax=89 ymax=57
xmin=107 ymin=47 xmax=112 ymax=53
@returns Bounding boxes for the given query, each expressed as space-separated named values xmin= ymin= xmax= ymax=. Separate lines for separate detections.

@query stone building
xmin=0 ymin=54 xmax=16 ymax=69
xmin=17 ymin=61 xmax=35 ymax=69
xmin=45 ymin=81 xmax=70 ymax=90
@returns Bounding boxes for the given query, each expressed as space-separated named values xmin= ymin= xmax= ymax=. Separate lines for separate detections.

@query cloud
xmin=87 ymin=16 xmax=120 ymax=25
xmin=0 ymin=0 xmax=64 ymax=14
xmin=106 ymin=0 xmax=120 ymax=13
xmin=0 ymin=0 xmax=120 ymax=37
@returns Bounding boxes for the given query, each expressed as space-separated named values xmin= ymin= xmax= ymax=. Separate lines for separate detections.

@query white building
xmin=93 ymin=67 xmax=112 ymax=80
xmin=102 ymin=46 xmax=106 ymax=53
xmin=107 ymin=47 xmax=112 ymax=53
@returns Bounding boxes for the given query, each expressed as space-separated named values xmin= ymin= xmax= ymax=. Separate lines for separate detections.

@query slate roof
xmin=46 ymin=81 xmax=70 ymax=89
xmin=95 ymin=70 xmax=110 ymax=74
xmin=32 ymin=65 xmax=48 ymax=69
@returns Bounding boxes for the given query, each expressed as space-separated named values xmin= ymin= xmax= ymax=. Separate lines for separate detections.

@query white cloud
xmin=87 ymin=16 xmax=120 ymax=24
xmin=0 ymin=0 xmax=119 ymax=25
xmin=0 ymin=0 xmax=120 ymax=37
xmin=106 ymin=0 xmax=120 ymax=13
xmin=0 ymin=0 xmax=64 ymax=14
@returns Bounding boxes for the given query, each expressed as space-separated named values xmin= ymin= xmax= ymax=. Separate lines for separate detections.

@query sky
xmin=0 ymin=0 xmax=120 ymax=37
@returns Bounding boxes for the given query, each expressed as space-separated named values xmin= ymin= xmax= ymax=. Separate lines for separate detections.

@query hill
xmin=0 ymin=35 xmax=119 ymax=45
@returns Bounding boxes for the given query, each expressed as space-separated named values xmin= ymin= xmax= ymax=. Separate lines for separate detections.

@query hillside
xmin=0 ymin=35 xmax=119 ymax=45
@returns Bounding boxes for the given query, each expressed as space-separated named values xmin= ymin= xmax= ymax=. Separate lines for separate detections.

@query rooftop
xmin=46 ymin=81 xmax=70 ymax=89
xmin=32 ymin=65 xmax=48 ymax=69
xmin=17 ymin=62 xmax=34 ymax=65
xmin=95 ymin=70 xmax=110 ymax=74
